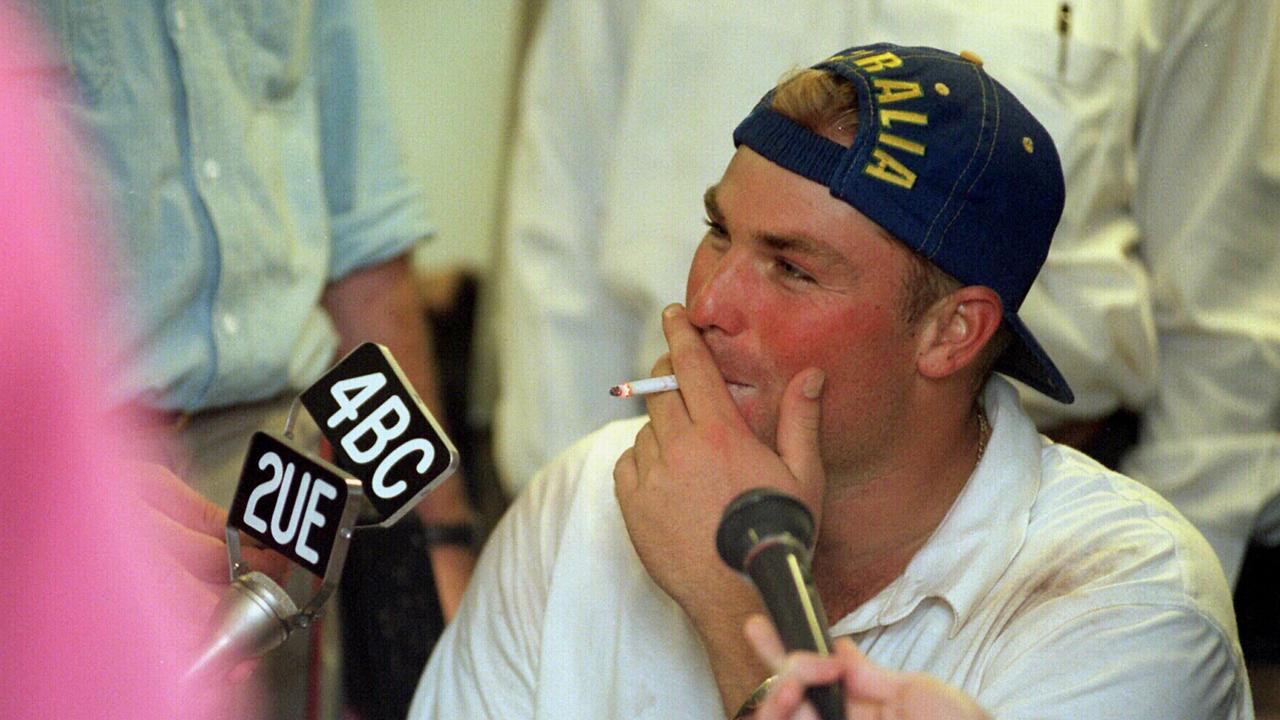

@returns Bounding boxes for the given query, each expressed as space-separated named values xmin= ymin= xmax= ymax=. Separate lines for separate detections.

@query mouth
xmin=724 ymin=381 xmax=755 ymax=405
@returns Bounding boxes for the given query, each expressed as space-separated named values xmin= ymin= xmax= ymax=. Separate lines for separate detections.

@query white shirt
xmin=489 ymin=0 xmax=1280 ymax=586
xmin=412 ymin=378 xmax=1250 ymax=719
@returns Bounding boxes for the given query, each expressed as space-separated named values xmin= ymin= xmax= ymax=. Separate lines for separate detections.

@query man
xmin=412 ymin=45 xmax=1250 ymax=718
xmin=492 ymin=0 xmax=1280 ymax=600
xmin=30 ymin=2 xmax=475 ymax=717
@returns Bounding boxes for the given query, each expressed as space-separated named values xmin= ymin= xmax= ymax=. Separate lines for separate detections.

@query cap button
xmin=959 ymin=50 xmax=984 ymax=66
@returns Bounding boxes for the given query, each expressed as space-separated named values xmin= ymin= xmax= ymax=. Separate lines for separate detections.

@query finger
xmin=748 ymin=614 xmax=849 ymax=687
xmin=836 ymin=636 xmax=903 ymax=704
xmin=754 ymin=677 xmax=817 ymax=720
xmin=641 ymin=354 xmax=691 ymax=443
xmin=745 ymin=614 xmax=789 ymax=672
xmin=633 ymin=421 xmax=661 ymax=465
xmin=141 ymin=502 xmax=236 ymax=584
xmin=775 ymin=368 xmax=826 ymax=495
xmin=153 ymin=557 xmax=223 ymax=632
xmin=613 ymin=446 xmax=639 ymax=498
xmin=129 ymin=461 xmax=228 ymax=539
xmin=660 ymin=304 xmax=740 ymax=425
xmin=240 ymin=543 xmax=291 ymax=584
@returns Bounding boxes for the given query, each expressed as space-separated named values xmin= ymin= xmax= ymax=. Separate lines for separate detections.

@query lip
xmin=725 ymin=381 xmax=755 ymax=404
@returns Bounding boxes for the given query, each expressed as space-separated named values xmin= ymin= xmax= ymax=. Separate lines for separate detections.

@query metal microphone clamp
xmin=185 ymin=343 xmax=460 ymax=682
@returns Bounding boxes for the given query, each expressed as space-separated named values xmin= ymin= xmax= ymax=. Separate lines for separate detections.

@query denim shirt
xmin=33 ymin=0 xmax=432 ymax=411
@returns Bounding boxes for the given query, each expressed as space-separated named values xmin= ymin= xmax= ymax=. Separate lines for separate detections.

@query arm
xmin=491 ymin=0 xmax=644 ymax=494
xmin=1120 ymin=0 xmax=1280 ymax=582
xmin=745 ymin=602 xmax=1245 ymax=720
xmin=313 ymin=1 xmax=476 ymax=618
xmin=321 ymin=254 xmax=476 ymax=620
xmin=613 ymin=305 xmax=828 ymax=715
xmin=1133 ymin=0 xmax=1280 ymax=433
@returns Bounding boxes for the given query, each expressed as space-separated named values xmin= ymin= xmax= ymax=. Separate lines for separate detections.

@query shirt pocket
xmin=211 ymin=0 xmax=313 ymax=105
xmin=950 ymin=1 xmax=1133 ymax=155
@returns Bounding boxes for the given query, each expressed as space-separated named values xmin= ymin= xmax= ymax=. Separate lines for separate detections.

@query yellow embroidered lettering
xmin=879 ymin=109 xmax=929 ymax=129
xmin=854 ymin=52 xmax=903 ymax=73
xmin=879 ymin=133 xmax=926 ymax=156
xmin=864 ymin=148 xmax=917 ymax=189
xmin=873 ymin=79 xmax=923 ymax=104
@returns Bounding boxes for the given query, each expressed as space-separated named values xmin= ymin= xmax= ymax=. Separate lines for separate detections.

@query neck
xmin=812 ymin=397 xmax=987 ymax=622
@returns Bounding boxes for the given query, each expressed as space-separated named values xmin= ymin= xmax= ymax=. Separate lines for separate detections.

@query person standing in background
xmin=24 ymin=2 xmax=477 ymax=718
xmin=491 ymin=0 xmax=1280 ymax=588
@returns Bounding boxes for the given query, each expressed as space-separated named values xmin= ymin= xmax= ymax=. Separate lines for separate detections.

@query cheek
xmin=768 ymin=302 xmax=921 ymax=397
xmin=766 ymin=302 xmax=909 ymax=378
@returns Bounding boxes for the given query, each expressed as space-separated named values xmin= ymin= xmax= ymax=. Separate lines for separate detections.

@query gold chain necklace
xmin=976 ymin=407 xmax=991 ymax=465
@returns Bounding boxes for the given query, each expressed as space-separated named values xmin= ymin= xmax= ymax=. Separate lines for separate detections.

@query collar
xmin=829 ymin=376 xmax=1043 ymax=637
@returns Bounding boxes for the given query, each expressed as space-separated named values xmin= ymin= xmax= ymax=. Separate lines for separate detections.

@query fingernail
xmin=662 ymin=304 xmax=682 ymax=319
xmin=803 ymin=369 xmax=825 ymax=399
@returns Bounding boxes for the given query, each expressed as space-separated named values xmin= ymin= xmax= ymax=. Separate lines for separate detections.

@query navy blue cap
xmin=734 ymin=43 xmax=1073 ymax=404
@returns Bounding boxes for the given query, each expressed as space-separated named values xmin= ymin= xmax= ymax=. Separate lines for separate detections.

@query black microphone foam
xmin=716 ymin=487 xmax=845 ymax=720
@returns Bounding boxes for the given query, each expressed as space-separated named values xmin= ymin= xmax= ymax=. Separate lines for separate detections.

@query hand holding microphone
xmin=721 ymin=489 xmax=993 ymax=720
xmin=185 ymin=343 xmax=459 ymax=681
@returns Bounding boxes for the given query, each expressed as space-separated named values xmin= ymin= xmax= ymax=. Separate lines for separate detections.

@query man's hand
xmin=613 ymin=303 xmax=826 ymax=711
xmin=129 ymin=463 xmax=289 ymax=630
xmin=745 ymin=615 xmax=992 ymax=720
xmin=324 ymin=254 xmax=478 ymax=621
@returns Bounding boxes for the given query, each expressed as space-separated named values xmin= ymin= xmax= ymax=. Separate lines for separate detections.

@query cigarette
xmin=609 ymin=374 xmax=679 ymax=398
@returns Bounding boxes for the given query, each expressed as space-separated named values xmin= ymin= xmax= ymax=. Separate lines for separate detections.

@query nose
xmin=686 ymin=244 xmax=749 ymax=337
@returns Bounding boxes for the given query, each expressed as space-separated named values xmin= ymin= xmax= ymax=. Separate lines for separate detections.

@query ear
xmin=914 ymin=286 xmax=1003 ymax=381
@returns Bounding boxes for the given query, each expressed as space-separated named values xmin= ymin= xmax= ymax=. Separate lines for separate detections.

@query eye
xmin=776 ymin=257 xmax=816 ymax=283
xmin=703 ymin=217 xmax=727 ymax=238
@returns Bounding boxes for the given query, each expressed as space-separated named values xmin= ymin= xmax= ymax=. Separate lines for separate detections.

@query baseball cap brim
xmin=995 ymin=312 xmax=1074 ymax=404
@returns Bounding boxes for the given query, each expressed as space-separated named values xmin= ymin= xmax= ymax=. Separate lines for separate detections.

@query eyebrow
xmin=703 ymin=185 xmax=723 ymax=221
xmin=704 ymin=184 xmax=855 ymax=269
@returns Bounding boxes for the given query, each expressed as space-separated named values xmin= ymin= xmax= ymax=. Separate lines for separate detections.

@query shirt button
xmin=203 ymin=158 xmax=221 ymax=181
xmin=173 ymin=8 xmax=187 ymax=32
xmin=221 ymin=313 xmax=240 ymax=336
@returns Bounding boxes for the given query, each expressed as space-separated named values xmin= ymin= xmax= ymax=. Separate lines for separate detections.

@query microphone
xmin=716 ymin=488 xmax=844 ymax=720
xmin=184 ymin=431 xmax=365 ymax=682
xmin=185 ymin=342 xmax=460 ymax=681
xmin=185 ymin=570 xmax=299 ymax=680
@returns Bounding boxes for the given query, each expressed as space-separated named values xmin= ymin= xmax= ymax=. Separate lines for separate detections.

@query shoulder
xmin=1028 ymin=440 xmax=1232 ymax=617
xmin=502 ymin=415 xmax=647 ymax=545
xmin=523 ymin=415 xmax=647 ymax=502
xmin=977 ymin=443 xmax=1251 ymax=717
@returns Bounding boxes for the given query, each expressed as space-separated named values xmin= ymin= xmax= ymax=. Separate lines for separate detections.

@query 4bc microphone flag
xmin=300 ymin=342 xmax=459 ymax=527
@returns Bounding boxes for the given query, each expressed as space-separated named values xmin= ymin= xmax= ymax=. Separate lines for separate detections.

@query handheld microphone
xmin=716 ymin=488 xmax=845 ymax=720
xmin=184 ymin=570 xmax=299 ymax=680
xmin=184 ymin=431 xmax=364 ymax=682
xmin=185 ymin=343 xmax=459 ymax=681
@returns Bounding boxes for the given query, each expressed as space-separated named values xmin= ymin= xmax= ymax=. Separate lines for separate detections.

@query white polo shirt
xmin=412 ymin=378 xmax=1251 ymax=719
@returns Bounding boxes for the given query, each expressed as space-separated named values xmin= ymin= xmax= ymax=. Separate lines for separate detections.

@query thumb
xmin=834 ymin=635 xmax=901 ymax=703
xmin=776 ymin=368 xmax=825 ymax=492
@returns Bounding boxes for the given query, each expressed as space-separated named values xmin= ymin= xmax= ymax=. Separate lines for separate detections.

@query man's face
xmin=686 ymin=146 xmax=923 ymax=475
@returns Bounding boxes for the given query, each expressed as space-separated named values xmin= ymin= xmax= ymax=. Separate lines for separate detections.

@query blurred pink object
xmin=0 ymin=4 xmax=241 ymax=718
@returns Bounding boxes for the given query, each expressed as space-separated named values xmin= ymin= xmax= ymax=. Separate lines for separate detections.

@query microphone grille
xmin=715 ymin=488 xmax=815 ymax=571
